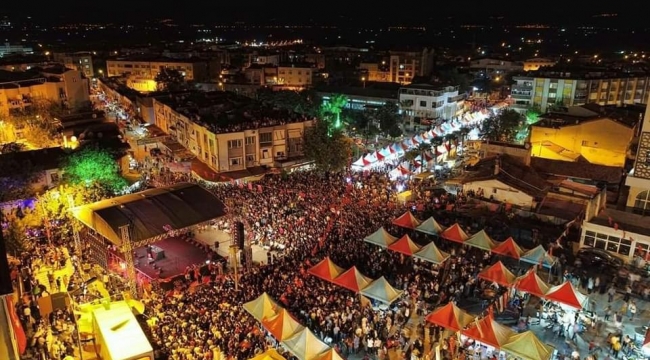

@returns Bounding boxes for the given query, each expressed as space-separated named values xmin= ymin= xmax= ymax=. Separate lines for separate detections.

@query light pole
xmin=361 ymin=77 xmax=366 ymax=89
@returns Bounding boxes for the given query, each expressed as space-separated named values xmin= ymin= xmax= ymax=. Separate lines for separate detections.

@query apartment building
xmin=522 ymin=58 xmax=556 ymax=71
xmin=358 ymin=63 xmax=391 ymax=82
xmin=53 ymin=52 xmax=94 ymax=78
xmin=243 ymin=63 xmax=314 ymax=89
xmin=469 ymin=58 xmax=523 ymax=75
xmin=578 ymin=109 xmax=650 ymax=261
xmin=388 ymin=49 xmax=435 ymax=85
xmin=511 ymin=69 xmax=650 ymax=112
xmin=152 ymin=91 xmax=314 ymax=173
xmin=0 ymin=43 xmax=33 ymax=57
xmin=106 ymin=57 xmax=211 ymax=91
xmin=398 ymin=84 xmax=465 ymax=122
xmin=0 ymin=66 xmax=90 ymax=117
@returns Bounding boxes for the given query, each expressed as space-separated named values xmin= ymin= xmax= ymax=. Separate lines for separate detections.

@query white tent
xmin=92 ymin=301 xmax=154 ymax=360
xmin=281 ymin=328 xmax=330 ymax=360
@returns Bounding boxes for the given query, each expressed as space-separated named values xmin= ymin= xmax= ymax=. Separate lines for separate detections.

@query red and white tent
xmin=440 ymin=223 xmax=470 ymax=243
xmin=392 ymin=211 xmax=422 ymax=229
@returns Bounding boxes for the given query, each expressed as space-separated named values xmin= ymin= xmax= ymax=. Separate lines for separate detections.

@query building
xmin=249 ymin=54 xmax=280 ymax=66
xmin=317 ymin=84 xmax=399 ymax=111
xmin=0 ymin=66 xmax=90 ymax=117
xmin=529 ymin=105 xmax=639 ymax=167
xmin=53 ymin=52 xmax=94 ymax=78
xmin=523 ymin=58 xmax=556 ymax=71
xmin=152 ymin=91 xmax=314 ymax=174
xmin=0 ymin=43 xmax=33 ymax=57
xmin=399 ymin=84 xmax=465 ymax=122
xmin=469 ymin=58 xmax=523 ymax=75
xmin=511 ymin=68 xmax=650 ymax=112
xmin=106 ymin=57 xmax=211 ymax=91
xmin=388 ymin=49 xmax=435 ymax=84
xmin=358 ymin=63 xmax=391 ymax=82
xmin=576 ymin=107 xmax=650 ymax=262
xmin=276 ymin=64 xmax=313 ymax=88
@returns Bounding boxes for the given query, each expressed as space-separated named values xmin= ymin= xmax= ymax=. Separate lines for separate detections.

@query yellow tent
xmin=249 ymin=348 xmax=287 ymax=360
xmin=314 ymin=349 xmax=345 ymax=360
xmin=281 ymin=328 xmax=329 ymax=360
xmin=243 ymin=293 xmax=280 ymax=322
xmin=502 ymin=331 xmax=554 ymax=360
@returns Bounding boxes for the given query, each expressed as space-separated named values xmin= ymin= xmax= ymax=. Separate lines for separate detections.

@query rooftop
xmin=530 ymin=156 xmax=623 ymax=184
xmin=533 ymin=104 xmax=642 ymax=129
xmin=107 ymin=55 xmax=207 ymax=64
xmin=513 ymin=65 xmax=649 ymax=80
xmin=0 ymin=147 xmax=68 ymax=171
xmin=590 ymin=208 xmax=650 ymax=238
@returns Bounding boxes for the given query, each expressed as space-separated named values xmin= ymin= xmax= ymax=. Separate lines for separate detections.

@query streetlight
xmin=361 ymin=77 xmax=366 ymax=88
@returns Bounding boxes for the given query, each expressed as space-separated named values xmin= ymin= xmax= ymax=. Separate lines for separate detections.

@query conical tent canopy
xmin=502 ymin=331 xmax=554 ymax=360
xmin=262 ymin=309 xmax=305 ymax=341
xmin=249 ymin=349 xmax=287 ymax=360
xmin=388 ymin=235 xmax=421 ymax=256
xmin=392 ymin=211 xmax=422 ymax=229
xmin=462 ymin=315 xmax=515 ymax=349
xmin=281 ymin=328 xmax=330 ymax=360
xmin=425 ymin=302 xmax=475 ymax=332
xmin=521 ymin=245 xmax=557 ymax=268
xmin=416 ymin=216 xmax=446 ymax=235
xmin=243 ymin=293 xmax=280 ymax=322
xmin=307 ymin=257 xmax=345 ymax=282
xmin=332 ymin=266 xmax=373 ymax=293
xmin=514 ymin=270 xmax=550 ymax=298
xmin=314 ymin=349 xmax=345 ymax=360
xmin=363 ymin=227 xmax=398 ymax=248
xmin=465 ymin=230 xmax=498 ymax=251
xmin=478 ymin=261 xmax=517 ymax=287
xmin=491 ymin=237 xmax=524 ymax=259
xmin=440 ymin=223 xmax=469 ymax=243
xmin=413 ymin=242 xmax=450 ymax=265
xmin=544 ymin=281 xmax=589 ymax=310
xmin=360 ymin=276 xmax=404 ymax=304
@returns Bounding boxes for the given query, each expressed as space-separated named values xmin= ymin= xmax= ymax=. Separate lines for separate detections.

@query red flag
xmin=5 ymin=296 xmax=27 ymax=354
xmin=247 ymin=182 xmax=253 ymax=190
xmin=257 ymin=185 xmax=262 ymax=193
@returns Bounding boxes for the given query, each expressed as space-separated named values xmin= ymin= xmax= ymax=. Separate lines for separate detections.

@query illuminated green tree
xmin=320 ymin=94 xmax=348 ymax=130
xmin=303 ymin=120 xmax=352 ymax=173
xmin=525 ymin=104 xmax=542 ymax=125
xmin=61 ymin=146 xmax=128 ymax=193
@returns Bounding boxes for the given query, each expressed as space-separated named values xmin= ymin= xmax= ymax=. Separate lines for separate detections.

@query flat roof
xmin=93 ymin=301 xmax=153 ymax=360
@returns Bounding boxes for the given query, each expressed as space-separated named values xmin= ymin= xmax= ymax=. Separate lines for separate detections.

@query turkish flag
xmin=5 ymin=296 xmax=27 ymax=354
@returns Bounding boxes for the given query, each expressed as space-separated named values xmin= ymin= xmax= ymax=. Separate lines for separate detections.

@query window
xmin=583 ymin=230 xmax=632 ymax=256
xmin=50 ymin=173 xmax=60 ymax=183
xmin=420 ymin=100 xmax=427 ymax=107
xmin=634 ymin=190 xmax=650 ymax=215
xmin=246 ymin=154 xmax=255 ymax=162
xmin=262 ymin=149 xmax=270 ymax=159
xmin=549 ymin=82 xmax=558 ymax=89
xmin=582 ymin=140 xmax=589 ymax=146
xmin=227 ymin=139 xmax=242 ymax=148
xmin=229 ymin=157 xmax=242 ymax=166
xmin=245 ymin=136 xmax=255 ymax=145
xmin=260 ymin=132 xmax=272 ymax=144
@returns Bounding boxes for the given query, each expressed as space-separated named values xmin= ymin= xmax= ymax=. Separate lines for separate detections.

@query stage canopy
xmin=360 ymin=277 xmax=404 ymax=304
xmin=307 ymin=257 xmax=345 ymax=282
xmin=262 ymin=309 xmax=304 ymax=341
xmin=514 ymin=270 xmax=550 ymax=298
xmin=502 ymin=331 xmax=554 ymax=360
xmin=363 ymin=227 xmax=398 ymax=248
xmin=392 ymin=211 xmax=422 ymax=229
xmin=71 ymin=183 xmax=227 ymax=246
xmin=478 ymin=261 xmax=517 ymax=287
xmin=416 ymin=217 xmax=445 ymax=236
xmin=425 ymin=302 xmax=475 ymax=332
xmin=387 ymin=235 xmax=421 ymax=256
xmin=465 ymin=230 xmax=498 ymax=251
xmin=520 ymin=245 xmax=557 ymax=268
xmin=314 ymin=349 xmax=345 ymax=360
xmin=413 ymin=242 xmax=450 ymax=265
xmin=440 ymin=223 xmax=470 ymax=243
xmin=544 ymin=282 xmax=589 ymax=310
xmin=491 ymin=237 xmax=524 ymax=259
xmin=462 ymin=315 xmax=514 ymax=349
xmin=332 ymin=266 xmax=373 ymax=293
xmin=249 ymin=349 xmax=287 ymax=360
xmin=281 ymin=328 xmax=329 ymax=360
xmin=243 ymin=293 xmax=280 ymax=322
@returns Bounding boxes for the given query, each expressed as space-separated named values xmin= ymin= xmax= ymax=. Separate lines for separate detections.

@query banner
xmin=5 ymin=297 xmax=26 ymax=354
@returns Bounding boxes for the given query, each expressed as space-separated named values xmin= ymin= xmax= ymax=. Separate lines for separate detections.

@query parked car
xmin=576 ymin=247 xmax=625 ymax=268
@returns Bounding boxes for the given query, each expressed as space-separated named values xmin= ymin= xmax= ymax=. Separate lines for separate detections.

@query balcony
xmin=448 ymin=94 xmax=466 ymax=103
xmin=512 ymin=84 xmax=533 ymax=92
xmin=510 ymin=92 xmax=532 ymax=100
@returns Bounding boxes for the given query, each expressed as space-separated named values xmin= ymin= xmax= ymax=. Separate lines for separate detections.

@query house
xmin=454 ymin=154 xmax=550 ymax=209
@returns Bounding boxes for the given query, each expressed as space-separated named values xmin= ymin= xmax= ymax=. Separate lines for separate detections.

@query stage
xmin=194 ymin=227 xmax=270 ymax=264
xmin=133 ymin=237 xmax=210 ymax=279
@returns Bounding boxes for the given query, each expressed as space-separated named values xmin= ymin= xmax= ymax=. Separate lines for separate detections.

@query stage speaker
xmin=235 ymin=221 xmax=245 ymax=248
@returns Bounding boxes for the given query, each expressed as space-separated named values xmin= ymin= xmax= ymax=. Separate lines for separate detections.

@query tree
xmin=0 ymin=142 xmax=27 ymax=153
xmin=257 ymin=89 xmax=321 ymax=117
xmin=0 ymin=152 xmax=42 ymax=203
xmin=375 ymin=102 xmax=401 ymax=132
xmin=525 ymin=104 xmax=542 ymax=125
xmin=415 ymin=142 xmax=432 ymax=170
xmin=155 ymin=68 xmax=187 ymax=92
xmin=437 ymin=68 xmax=471 ymax=93
xmin=320 ymin=94 xmax=348 ymax=130
xmin=479 ymin=109 xmax=523 ymax=143
xmin=430 ymin=137 xmax=443 ymax=168
xmin=61 ymin=146 xmax=128 ymax=193
xmin=303 ymin=120 xmax=352 ymax=173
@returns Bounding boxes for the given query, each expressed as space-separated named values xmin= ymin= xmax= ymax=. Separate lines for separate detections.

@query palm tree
xmin=321 ymin=94 xmax=348 ymax=129
xmin=430 ymin=137 xmax=443 ymax=168
xmin=415 ymin=142 xmax=432 ymax=171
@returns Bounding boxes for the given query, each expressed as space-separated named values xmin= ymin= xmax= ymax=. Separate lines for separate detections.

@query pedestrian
xmin=629 ymin=301 xmax=637 ymax=321
xmin=623 ymin=285 xmax=632 ymax=302
xmin=608 ymin=286 xmax=616 ymax=302
xmin=588 ymin=277 xmax=594 ymax=294
xmin=604 ymin=305 xmax=612 ymax=321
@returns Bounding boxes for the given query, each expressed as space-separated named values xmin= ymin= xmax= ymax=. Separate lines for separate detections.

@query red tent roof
xmin=478 ymin=261 xmax=517 ymax=287
xmin=387 ymin=235 xmax=421 ymax=256
xmin=440 ymin=223 xmax=469 ymax=243
xmin=491 ymin=237 xmax=524 ymax=259
xmin=307 ymin=257 xmax=345 ymax=282
xmin=376 ymin=151 xmax=385 ymax=162
xmin=462 ymin=315 xmax=515 ymax=349
xmin=392 ymin=211 xmax=422 ymax=229
xmin=544 ymin=282 xmax=588 ymax=309
xmin=332 ymin=266 xmax=373 ymax=293
xmin=425 ymin=302 xmax=475 ymax=332
xmin=514 ymin=270 xmax=550 ymax=298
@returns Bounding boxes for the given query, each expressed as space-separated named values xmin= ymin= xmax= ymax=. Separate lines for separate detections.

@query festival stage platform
xmin=134 ymin=237 xmax=210 ymax=279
